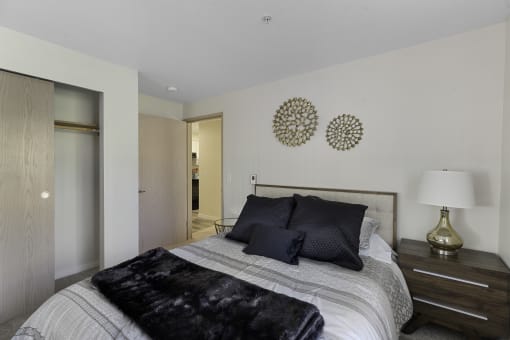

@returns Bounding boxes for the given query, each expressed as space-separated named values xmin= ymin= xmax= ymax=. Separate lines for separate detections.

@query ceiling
xmin=0 ymin=1 xmax=508 ymax=103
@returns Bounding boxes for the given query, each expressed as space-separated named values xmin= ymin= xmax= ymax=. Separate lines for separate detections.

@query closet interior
xmin=54 ymin=83 xmax=100 ymax=281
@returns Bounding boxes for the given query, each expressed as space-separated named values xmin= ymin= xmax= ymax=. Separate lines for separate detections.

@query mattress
xmin=13 ymin=236 xmax=412 ymax=340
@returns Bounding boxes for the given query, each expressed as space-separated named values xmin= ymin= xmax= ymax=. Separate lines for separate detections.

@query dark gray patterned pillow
xmin=288 ymin=195 xmax=367 ymax=271
xmin=226 ymin=195 xmax=295 ymax=243
xmin=243 ymin=224 xmax=305 ymax=265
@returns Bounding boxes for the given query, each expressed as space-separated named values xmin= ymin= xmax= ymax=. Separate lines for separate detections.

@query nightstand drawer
xmin=403 ymin=268 xmax=509 ymax=328
xmin=413 ymin=297 xmax=507 ymax=338
xmin=399 ymin=253 xmax=509 ymax=291
xmin=402 ymin=267 xmax=508 ymax=307
xmin=411 ymin=268 xmax=488 ymax=287
xmin=413 ymin=296 xmax=488 ymax=320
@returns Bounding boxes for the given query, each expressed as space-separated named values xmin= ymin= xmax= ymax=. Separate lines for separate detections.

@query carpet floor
xmin=399 ymin=324 xmax=466 ymax=340
xmin=192 ymin=211 xmax=215 ymax=232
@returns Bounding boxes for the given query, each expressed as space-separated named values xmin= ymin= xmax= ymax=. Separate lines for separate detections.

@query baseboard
xmin=55 ymin=260 xmax=99 ymax=280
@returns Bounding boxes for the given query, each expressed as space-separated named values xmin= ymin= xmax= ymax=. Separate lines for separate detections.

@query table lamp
xmin=418 ymin=170 xmax=475 ymax=255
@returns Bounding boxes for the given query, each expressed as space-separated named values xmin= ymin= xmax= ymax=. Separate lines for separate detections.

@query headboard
xmin=255 ymin=184 xmax=398 ymax=249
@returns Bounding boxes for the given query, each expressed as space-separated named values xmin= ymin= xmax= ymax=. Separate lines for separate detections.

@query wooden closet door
xmin=0 ymin=70 xmax=54 ymax=323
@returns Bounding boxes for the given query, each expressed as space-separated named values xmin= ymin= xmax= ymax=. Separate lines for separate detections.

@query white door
xmin=139 ymin=114 xmax=187 ymax=252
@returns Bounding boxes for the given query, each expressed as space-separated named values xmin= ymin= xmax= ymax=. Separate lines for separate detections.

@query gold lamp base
xmin=426 ymin=208 xmax=463 ymax=256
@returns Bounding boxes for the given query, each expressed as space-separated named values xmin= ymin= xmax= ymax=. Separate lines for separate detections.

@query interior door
xmin=139 ymin=114 xmax=187 ymax=252
xmin=0 ymin=70 xmax=55 ymax=323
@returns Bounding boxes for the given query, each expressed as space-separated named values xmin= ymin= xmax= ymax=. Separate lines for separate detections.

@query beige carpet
xmin=0 ymin=315 xmax=27 ymax=340
xmin=399 ymin=324 xmax=466 ymax=340
xmin=192 ymin=211 xmax=215 ymax=232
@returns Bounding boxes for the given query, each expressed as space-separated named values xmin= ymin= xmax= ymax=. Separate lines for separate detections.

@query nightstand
xmin=398 ymin=238 xmax=510 ymax=338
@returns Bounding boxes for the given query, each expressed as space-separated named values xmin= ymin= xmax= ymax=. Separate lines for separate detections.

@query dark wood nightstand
xmin=398 ymin=238 xmax=510 ymax=338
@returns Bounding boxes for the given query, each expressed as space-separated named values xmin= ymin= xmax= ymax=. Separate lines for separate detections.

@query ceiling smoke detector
xmin=261 ymin=15 xmax=272 ymax=24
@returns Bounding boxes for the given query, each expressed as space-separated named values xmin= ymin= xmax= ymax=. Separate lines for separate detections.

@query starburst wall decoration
xmin=272 ymin=97 xmax=319 ymax=147
xmin=326 ymin=114 xmax=364 ymax=151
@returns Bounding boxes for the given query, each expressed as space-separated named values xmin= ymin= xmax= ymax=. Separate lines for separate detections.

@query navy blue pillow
xmin=288 ymin=194 xmax=367 ymax=271
xmin=226 ymin=195 xmax=295 ymax=243
xmin=243 ymin=224 xmax=305 ymax=265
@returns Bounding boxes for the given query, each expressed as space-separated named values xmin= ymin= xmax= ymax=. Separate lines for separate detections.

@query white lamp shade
xmin=418 ymin=170 xmax=475 ymax=208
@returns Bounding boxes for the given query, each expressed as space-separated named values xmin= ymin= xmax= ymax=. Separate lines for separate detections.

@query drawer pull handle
xmin=413 ymin=297 xmax=488 ymax=321
xmin=413 ymin=269 xmax=488 ymax=288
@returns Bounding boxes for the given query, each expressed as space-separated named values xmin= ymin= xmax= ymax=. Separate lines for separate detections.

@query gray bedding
xmin=14 ymin=236 xmax=412 ymax=340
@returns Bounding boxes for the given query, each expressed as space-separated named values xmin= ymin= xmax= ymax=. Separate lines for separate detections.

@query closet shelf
xmin=54 ymin=120 xmax=100 ymax=134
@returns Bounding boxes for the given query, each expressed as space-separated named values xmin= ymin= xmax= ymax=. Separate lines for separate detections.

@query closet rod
xmin=54 ymin=120 xmax=100 ymax=134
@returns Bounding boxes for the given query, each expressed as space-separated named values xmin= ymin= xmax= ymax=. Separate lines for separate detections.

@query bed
xmin=13 ymin=184 xmax=412 ymax=340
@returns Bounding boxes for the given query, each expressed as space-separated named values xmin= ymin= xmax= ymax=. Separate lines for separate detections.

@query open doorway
xmin=188 ymin=116 xmax=223 ymax=241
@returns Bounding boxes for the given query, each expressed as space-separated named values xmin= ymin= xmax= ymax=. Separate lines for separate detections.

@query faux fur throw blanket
xmin=92 ymin=247 xmax=324 ymax=340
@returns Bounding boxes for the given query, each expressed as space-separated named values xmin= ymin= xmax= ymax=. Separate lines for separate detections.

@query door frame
xmin=184 ymin=113 xmax=224 ymax=240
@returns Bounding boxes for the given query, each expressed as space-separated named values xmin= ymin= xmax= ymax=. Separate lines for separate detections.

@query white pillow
xmin=359 ymin=233 xmax=394 ymax=264
xmin=359 ymin=217 xmax=379 ymax=249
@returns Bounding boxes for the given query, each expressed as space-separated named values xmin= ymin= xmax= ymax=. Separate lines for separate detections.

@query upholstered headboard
xmin=255 ymin=184 xmax=398 ymax=249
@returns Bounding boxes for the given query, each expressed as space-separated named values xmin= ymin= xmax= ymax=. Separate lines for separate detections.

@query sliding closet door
xmin=0 ymin=70 xmax=54 ymax=323
xmin=139 ymin=115 xmax=187 ymax=252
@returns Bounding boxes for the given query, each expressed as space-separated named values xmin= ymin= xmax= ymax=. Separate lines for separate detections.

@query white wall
xmin=0 ymin=26 xmax=139 ymax=268
xmin=192 ymin=140 xmax=200 ymax=157
xmin=197 ymin=119 xmax=222 ymax=220
xmin=499 ymin=19 xmax=510 ymax=266
xmin=185 ymin=24 xmax=505 ymax=253
xmin=54 ymin=84 xmax=99 ymax=279
xmin=139 ymin=93 xmax=183 ymax=120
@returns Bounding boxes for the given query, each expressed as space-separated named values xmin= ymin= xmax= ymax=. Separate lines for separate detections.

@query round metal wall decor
xmin=272 ymin=97 xmax=318 ymax=147
xmin=326 ymin=114 xmax=364 ymax=151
